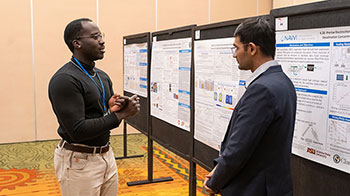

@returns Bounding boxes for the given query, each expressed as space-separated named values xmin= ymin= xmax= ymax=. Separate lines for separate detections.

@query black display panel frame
xmin=123 ymin=32 xmax=151 ymax=135
xmin=150 ymin=25 xmax=196 ymax=160
xmin=271 ymin=1 xmax=350 ymax=196
xmin=190 ymin=15 xmax=273 ymax=170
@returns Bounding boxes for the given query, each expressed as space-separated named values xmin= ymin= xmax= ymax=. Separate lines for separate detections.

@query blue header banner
xmin=179 ymin=90 xmax=190 ymax=95
xmin=179 ymin=49 xmax=191 ymax=53
xmin=295 ymin=87 xmax=327 ymax=95
xmin=329 ymin=115 xmax=350 ymax=123
xmin=334 ymin=42 xmax=350 ymax=46
xmin=276 ymin=43 xmax=330 ymax=47
xmin=179 ymin=67 xmax=191 ymax=71
xmin=178 ymin=102 xmax=190 ymax=108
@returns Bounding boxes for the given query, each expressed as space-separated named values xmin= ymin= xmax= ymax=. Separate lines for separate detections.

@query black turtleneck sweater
xmin=48 ymin=58 xmax=120 ymax=146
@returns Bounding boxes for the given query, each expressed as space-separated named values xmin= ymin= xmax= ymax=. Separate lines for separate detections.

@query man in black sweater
xmin=49 ymin=18 xmax=139 ymax=196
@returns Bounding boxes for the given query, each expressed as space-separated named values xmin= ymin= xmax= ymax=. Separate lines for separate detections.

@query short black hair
xmin=234 ymin=18 xmax=275 ymax=58
xmin=64 ymin=18 xmax=92 ymax=53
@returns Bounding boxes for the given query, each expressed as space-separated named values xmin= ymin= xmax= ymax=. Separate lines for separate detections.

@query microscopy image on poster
xmin=150 ymin=38 xmax=191 ymax=131
xmin=194 ymin=37 xmax=251 ymax=150
xmin=123 ymin=43 xmax=148 ymax=97
xmin=276 ymin=26 xmax=350 ymax=173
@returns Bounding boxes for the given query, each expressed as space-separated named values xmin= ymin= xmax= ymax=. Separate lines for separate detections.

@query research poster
xmin=194 ymin=37 xmax=251 ymax=150
xmin=150 ymin=38 xmax=192 ymax=131
xmin=276 ymin=26 xmax=350 ymax=173
xmin=123 ymin=43 xmax=148 ymax=97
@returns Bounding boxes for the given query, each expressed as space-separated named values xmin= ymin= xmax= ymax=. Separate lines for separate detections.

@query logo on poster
xmin=333 ymin=154 xmax=340 ymax=163
xmin=333 ymin=154 xmax=350 ymax=165
xmin=307 ymin=148 xmax=316 ymax=154
xmin=280 ymin=35 xmax=297 ymax=42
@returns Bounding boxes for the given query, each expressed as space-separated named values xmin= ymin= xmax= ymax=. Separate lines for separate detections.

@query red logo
xmin=307 ymin=148 xmax=316 ymax=154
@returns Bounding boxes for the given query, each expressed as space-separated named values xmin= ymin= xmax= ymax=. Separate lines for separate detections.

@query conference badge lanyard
xmin=73 ymin=57 xmax=107 ymax=114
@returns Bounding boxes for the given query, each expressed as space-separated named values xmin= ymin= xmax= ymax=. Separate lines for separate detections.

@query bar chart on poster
xmin=194 ymin=37 xmax=250 ymax=151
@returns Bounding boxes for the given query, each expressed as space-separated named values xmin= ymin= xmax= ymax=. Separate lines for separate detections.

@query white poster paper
xmin=194 ymin=38 xmax=251 ymax=150
xmin=150 ymin=38 xmax=192 ymax=131
xmin=276 ymin=26 xmax=350 ymax=173
xmin=123 ymin=43 xmax=148 ymax=97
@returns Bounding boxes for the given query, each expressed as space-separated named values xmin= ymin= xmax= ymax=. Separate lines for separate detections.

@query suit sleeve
xmin=206 ymin=83 xmax=276 ymax=191
xmin=48 ymin=74 xmax=120 ymax=142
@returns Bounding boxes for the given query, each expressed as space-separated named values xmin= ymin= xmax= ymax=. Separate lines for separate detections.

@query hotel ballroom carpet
xmin=0 ymin=134 xmax=210 ymax=196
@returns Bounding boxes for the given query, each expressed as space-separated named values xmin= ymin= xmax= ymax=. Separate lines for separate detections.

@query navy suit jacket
xmin=206 ymin=65 xmax=296 ymax=196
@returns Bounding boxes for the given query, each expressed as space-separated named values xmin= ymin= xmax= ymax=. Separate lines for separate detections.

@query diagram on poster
xmin=194 ymin=37 xmax=251 ymax=150
xmin=276 ymin=26 xmax=350 ymax=173
xmin=150 ymin=38 xmax=192 ymax=131
xmin=123 ymin=43 xmax=148 ymax=97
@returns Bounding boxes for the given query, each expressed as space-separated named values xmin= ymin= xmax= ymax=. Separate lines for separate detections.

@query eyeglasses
xmin=77 ymin=33 xmax=105 ymax=41
xmin=231 ymin=43 xmax=250 ymax=53
xmin=230 ymin=46 xmax=238 ymax=53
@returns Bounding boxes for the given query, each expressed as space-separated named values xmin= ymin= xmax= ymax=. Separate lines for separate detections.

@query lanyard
xmin=74 ymin=57 xmax=107 ymax=112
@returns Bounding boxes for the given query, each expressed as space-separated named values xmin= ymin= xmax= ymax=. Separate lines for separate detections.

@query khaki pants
xmin=54 ymin=143 xmax=118 ymax=196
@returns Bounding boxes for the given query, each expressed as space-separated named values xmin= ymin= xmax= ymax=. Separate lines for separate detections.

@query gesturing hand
xmin=125 ymin=95 xmax=140 ymax=117
xmin=108 ymin=94 xmax=128 ymax=113
xmin=114 ymin=94 xmax=140 ymax=120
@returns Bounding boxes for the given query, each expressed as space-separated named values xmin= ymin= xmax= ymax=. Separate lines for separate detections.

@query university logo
xmin=307 ymin=148 xmax=316 ymax=154
xmin=333 ymin=154 xmax=340 ymax=164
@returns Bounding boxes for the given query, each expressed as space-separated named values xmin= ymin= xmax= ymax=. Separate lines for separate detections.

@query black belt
xmin=59 ymin=140 xmax=109 ymax=154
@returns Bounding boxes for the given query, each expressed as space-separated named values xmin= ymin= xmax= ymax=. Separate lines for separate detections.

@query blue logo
xmin=281 ymin=35 xmax=297 ymax=42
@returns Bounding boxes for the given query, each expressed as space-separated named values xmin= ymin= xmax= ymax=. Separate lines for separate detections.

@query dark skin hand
xmin=114 ymin=95 xmax=140 ymax=120
xmin=108 ymin=94 xmax=128 ymax=112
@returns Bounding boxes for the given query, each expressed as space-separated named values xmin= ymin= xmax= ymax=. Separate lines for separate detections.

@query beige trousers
xmin=54 ymin=143 xmax=118 ymax=196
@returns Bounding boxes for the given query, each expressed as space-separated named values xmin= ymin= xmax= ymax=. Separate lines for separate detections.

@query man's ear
xmin=248 ymin=42 xmax=257 ymax=55
xmin=72 ymin=40 xmax=81 ymax=49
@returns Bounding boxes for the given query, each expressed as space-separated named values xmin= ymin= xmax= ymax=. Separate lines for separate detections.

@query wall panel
xmin=33 ymin=0 xmax=97 ymax=140
xmin=99 ymin=0 xmax=155 ymax=135
xmin=273 ymin=0 xmax=324 ymax=9
xmin=0 ymin=0 xmax=35 ymax=143
xmin=294 ymin=0 xmax=325 ymax=6
xmin=211 ymin=0 xmax=257 ymax=23
xmin=258 ymin=0 xmax=273 ymax=15
xmin=157 ymin=0 xmax=208 ymax=30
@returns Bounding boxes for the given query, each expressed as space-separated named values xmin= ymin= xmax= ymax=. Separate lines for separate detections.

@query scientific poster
xmin=123 ymin=43 xmax=148 ymax=97
xmin=276 ymin=26 xmax=350 ymax=173
xmin=150 ymin=38 xmax=192 ymax=131
xmin=194 ymin=37 xmax=251 ymax=150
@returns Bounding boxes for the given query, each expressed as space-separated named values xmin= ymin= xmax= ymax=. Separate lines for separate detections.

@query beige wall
xmin=158 ymin=0 xmax=209 ymax=30
xmin=273 ymin=0 xmax=324 ymax=9
xmin=34 ymin=0 xmax=98 ymax=140
xmin=211 ymin=0 xmax=272 ymax=23
xmin=2 ymin=0 xmax=323 ymax=143
xmin=0 ymin=1 xmax=35 ymax=143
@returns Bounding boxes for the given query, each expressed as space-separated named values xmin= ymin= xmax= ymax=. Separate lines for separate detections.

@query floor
xmin=0 ymin=134 xmax=210 ymax=196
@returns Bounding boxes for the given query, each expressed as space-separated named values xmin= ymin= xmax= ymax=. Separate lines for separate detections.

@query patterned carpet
xmin=0 ymin=134 xmax=210 ymax=196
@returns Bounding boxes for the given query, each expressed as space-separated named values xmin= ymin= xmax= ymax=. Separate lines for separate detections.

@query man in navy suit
xmin=204 ymin=18 xmax=296 ymax=196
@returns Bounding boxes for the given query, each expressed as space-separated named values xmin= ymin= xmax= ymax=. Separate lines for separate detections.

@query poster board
xmin=191 ymin=16 xmax=271 ymax=170
xmin=271 ymin=1 xmax=350 ymax=195
xmin=150 ymin=25 xmax=196 ymax=159
xmin=123 ymin=33 xmax=151 ymax=135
